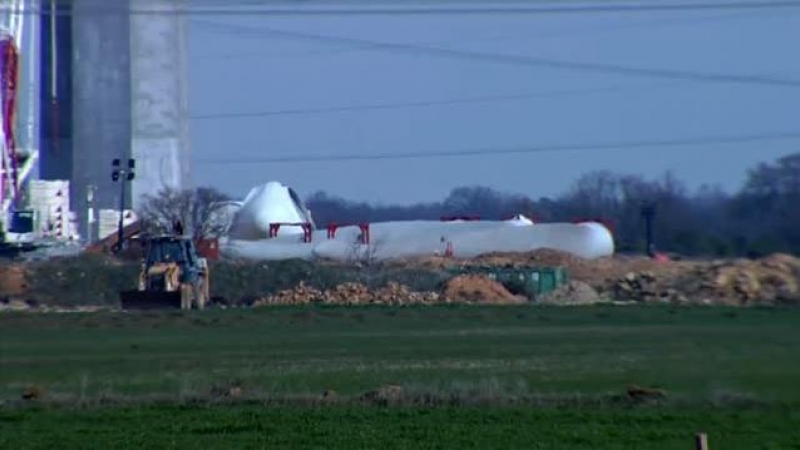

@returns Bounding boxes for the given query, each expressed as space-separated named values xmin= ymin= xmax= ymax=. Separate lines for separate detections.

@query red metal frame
xmin=268 ymin=222 xmax=313 ymax=243
xmin=0 ymin=37 xmax=19 ymax=208
xmin=326 ymin=222 xmax=370 ymax=245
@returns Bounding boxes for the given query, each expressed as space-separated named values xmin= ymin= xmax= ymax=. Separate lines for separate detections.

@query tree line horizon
xmin=139 ymin=152 xmax=800 ymax=258
xmin=302 ymin=152 xmax=800 ymax=257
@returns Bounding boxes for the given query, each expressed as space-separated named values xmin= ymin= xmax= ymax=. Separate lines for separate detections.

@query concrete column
xmin=129 ymin=0 xmax=190 ymax=210
xmin=38 ymin=0 xmax=73 ymax=182
xmin=71 ymin=0 xmax=131 ymax=240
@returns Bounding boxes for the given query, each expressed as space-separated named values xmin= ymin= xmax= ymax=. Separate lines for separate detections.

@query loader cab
xmin=144 ymin=236 xmax=202 ymax=282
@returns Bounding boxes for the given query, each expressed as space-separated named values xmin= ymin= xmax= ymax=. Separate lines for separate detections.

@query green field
xmin=1 ymin=305 xmax=800 ymax=448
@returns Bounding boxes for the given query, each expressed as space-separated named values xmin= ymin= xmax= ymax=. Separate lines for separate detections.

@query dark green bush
xmin=17 ymin=256 xmax=447 ymax=307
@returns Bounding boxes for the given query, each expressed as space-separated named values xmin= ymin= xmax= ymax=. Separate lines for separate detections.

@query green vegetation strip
xmin=2 ymin=305 xmax=800 ymax=448
xmin=2 ymin=405 xmax=799 ymax=449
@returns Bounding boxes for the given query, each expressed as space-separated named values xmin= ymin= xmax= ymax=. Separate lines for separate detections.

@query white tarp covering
xmin=218 ymin=181 xmax=615 ymax=262
xmin=222 ymin=220 xmax=614 ymax=261
xmin=226 ymin=181 xmax=313 ymax=240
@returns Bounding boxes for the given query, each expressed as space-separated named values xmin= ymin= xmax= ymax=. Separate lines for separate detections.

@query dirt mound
xmin=253 ymin=281 xmax=442 ymax=306
xmin=0 ymin=264 xmax=29 ymax=298
xmin=682 ymin=256 xmax=800 ymax=305
xmin=324 ymin=281 xmax=441 ymax=305
xmin=612 ymin=271 xmax=687 ymax=304
xmin=253 ymin=282 xmax=325 ymax=305
xmin=538 ymin=280 xmax=604 ymax=305
xmin=324 ymin=282 xmax=373 ymax=305
xmin=612 ymin=253 xmax=800 ymax=305
xmin=442 ymin=274 xmax=526 ymax=304
xmin=396 ymin=248 xmax=697 ymax=290
xmin=472 ymin=248 xmax=585 ymax=268
xmin=372 ymin=282 xmax=441 ymax=305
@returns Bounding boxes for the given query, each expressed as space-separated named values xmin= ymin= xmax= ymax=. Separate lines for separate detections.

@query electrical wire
xmin=194 ymin=20 xmax=800 ymax=88
xmin=194 ymin=8 xmax=791 ymax=60
xmin=196 ymin=130 xmax=800 ymax=164
xmin=6 ymin=1 xmax=800 ymax=16
xmin=190 ymin=82 xmax=684 ymax=120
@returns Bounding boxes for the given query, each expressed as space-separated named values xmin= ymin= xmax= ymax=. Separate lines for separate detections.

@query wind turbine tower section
xmin=37 ymin=0 xmax=190 ymax=241
xmin=130 ymin=0 xmax=191 ymax=208
xmin=70 ymin=0 xmax=132 ymax=238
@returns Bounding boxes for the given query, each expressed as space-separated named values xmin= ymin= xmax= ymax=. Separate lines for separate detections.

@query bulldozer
xmin=119 ymin=234 xmax=210 ymax=310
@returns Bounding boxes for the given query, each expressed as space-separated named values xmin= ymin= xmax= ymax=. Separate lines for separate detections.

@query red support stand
xmin=359 ymin=223 xmax=370 ymax=245
xmin=326 ymin=222 xmax=370 ymax=245
xmin=268 ymin=222 xmax=313 ymax=242
xmin=326 ymin=223 xmax=338 ymax=239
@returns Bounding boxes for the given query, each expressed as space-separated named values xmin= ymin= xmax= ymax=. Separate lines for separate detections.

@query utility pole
xmin=111 ymin=158 xmax=135 ymax=253
xmin=641 ymin=201 xmax=656 ymax=257
xmin=86 ymin=184 xmax=96 ymax=244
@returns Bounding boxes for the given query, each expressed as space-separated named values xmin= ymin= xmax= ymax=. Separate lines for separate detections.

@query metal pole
xmin=695 ymin=433 xmax=709 ymax=450
xmin=641 ymin=202 xmax=656 ymax=257
xmin=86 ymin=184 xmax=94 ymax=244
xmin=117 ymin=169 xmax=126 ymax=251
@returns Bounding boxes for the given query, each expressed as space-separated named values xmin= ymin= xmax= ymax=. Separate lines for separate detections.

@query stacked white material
xmin=505 ymin=214 xmax=535 ymax=226
xmin=217 ymin=181 xmax=615 ymax=261
xmin=222 ymin=219 xmax=615 ymax=262
xmin=68 ymin=212 xmax=80 ymax=240
xmin=28 ymin=180 xmax=73 ymax=240
xmin=98 ymin=209 xmax=138 ymax=240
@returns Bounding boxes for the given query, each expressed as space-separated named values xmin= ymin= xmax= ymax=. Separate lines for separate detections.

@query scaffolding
xmin=0 ymin=0 xmax=38 ymax=226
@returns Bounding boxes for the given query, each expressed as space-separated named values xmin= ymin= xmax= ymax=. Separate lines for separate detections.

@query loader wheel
xmin=194 ymin=280 xmax=208 ymax=310
xmin=180 ymin=284 xmax=193 ymax=310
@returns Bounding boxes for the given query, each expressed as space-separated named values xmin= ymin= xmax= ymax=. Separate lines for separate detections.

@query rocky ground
xmin=2 ymin=249 xmax=800 ymax=311
xmin=225 ymin=249 xmax=800 ymax=307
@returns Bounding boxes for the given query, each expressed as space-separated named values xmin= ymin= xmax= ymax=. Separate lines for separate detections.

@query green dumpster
xmin=447 ymin=265 xmax=569 ymax=300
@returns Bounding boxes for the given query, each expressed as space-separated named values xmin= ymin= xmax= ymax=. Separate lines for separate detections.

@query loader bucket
xmin=119 ymin=289 xmax=184 ymax=310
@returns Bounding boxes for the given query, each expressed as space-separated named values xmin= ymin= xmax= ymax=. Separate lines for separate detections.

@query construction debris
xmin=538 ymin=280 xmax=605 ymax=305
xmin=608 ymin=254 xmax=800 ymax=305
xmin=252 ymin=281 xmax=443 ymax=306
xmin=4 ymin=248 xmax=800 ymax=309
xmin=442 ymin=275 xmax=526 ymax=304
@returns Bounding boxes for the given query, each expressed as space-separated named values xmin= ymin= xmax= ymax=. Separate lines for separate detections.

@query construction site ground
xmin=2 ymin=249 xmax=800 ymax=311
xmin=1 ymin=305 xmax=798 ymax=448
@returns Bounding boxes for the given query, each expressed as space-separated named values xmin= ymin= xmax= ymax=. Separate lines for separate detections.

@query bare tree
xmin=137 ymin=186 xmax=232 ymax=240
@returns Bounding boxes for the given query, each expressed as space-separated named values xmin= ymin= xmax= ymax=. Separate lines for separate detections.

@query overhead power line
xmin=6 ymin=1 xmax=800 ymax=16
xmin=195 ymin=20 xmax=800 ymax=89
xmin=195 ymin=8 xmax=791 ymax=60
xmin=190 ymin=82 xmax=684 ymax=120
xmin=196 ymin=130 xmax=800 ymax=165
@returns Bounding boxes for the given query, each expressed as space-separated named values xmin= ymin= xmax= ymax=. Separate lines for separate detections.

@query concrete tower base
xmin=42 ymin=0 xmax=190 ymax=241
xmin=130 ymin=0 xmax=190 ymax=205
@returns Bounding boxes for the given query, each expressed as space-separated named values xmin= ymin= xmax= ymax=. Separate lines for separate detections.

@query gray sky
xmin=187 ymin=5 xmax=800 ymax=203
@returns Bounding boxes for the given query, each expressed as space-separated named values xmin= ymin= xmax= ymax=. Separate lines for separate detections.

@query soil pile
xmin=441 ymin=275 xmax=526 ymax=304
xmin=611 ymin=253 xmax=800 ymax=305
xmin=678 ymin=254 xmax=800 ymax=305
xmin=253 ymin=281 xmax=442 ymax=306
xmin=538 ymin=280 xmax=604 ymax=305
xmin=0 ymin=264 xmax=29 ymax=298
xmin=4 ymin=248 xmax=800 ymax=309
xmin=253 ymin=282 xmax=325 ymax=305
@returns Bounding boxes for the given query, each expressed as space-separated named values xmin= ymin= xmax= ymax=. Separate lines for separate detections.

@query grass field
xmin=2 ymin=305 xmax=800 ymax=448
